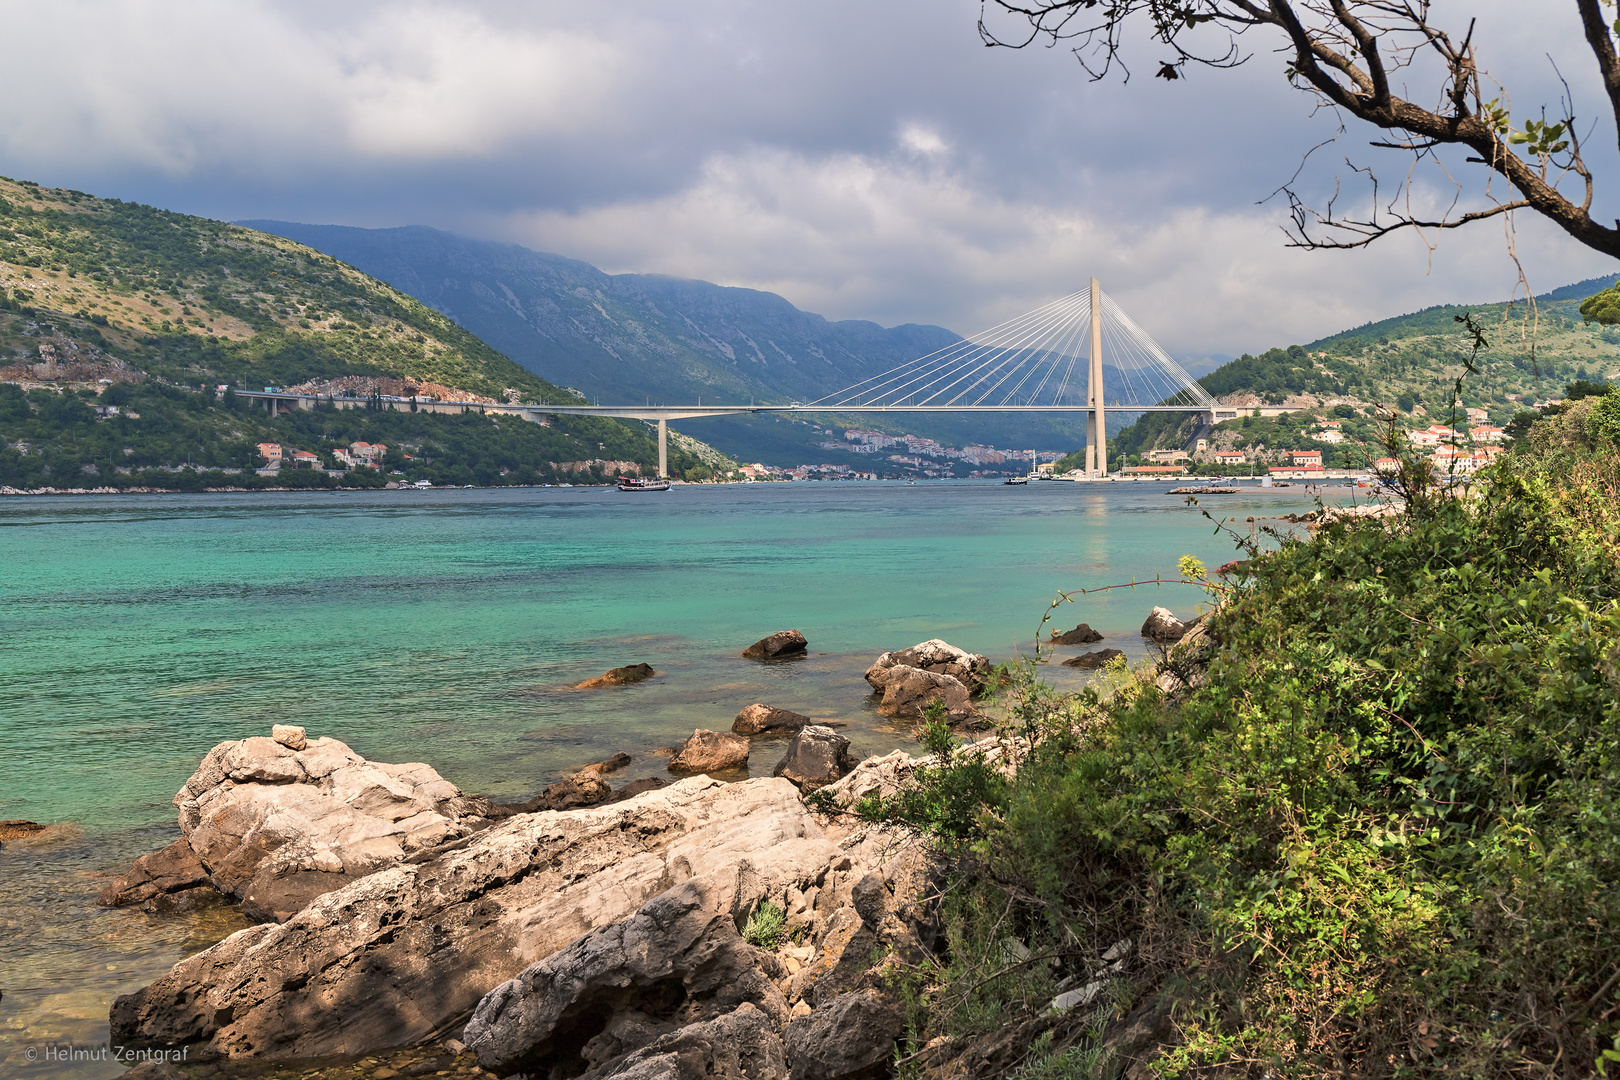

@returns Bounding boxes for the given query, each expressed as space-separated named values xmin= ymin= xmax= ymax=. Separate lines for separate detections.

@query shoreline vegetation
xmin=67 ymin=383 xmax=1620 ymax=1080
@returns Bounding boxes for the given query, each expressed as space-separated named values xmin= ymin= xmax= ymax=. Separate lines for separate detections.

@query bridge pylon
xmin=1086 ymin=276 xmax=1105 ymax=477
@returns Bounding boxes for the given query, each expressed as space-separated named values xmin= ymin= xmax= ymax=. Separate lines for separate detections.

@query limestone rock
xmin=732 ymin=704 xmax=813 ymax=736
xmin=116 ymin=1063 xmax=186 ymax=1080
xmin=669 ymin=730 xmax=750 ymax=775
xmin=577 ymin=663 xmax=657 ymax=689
xmin=772 ymin=727 xmax=854 ymax=791
xmin=271 ymin=724 xmax=307 ymax=751
xmin=592 ymin=752 xmax=634 ymax=775
xmin=169 ymin=732 xmax=488 ymax=923
xmin=863 ymin=639 xmax=991 ymax=695
xmin=111 ymin=776 xmax=841 ymax=1063
xmin=606 ymin=776 xmax=671 ymax=803
xmin=464 ymin=881 xmax=786 ymax=1076
xmin=533 ymin=771 xmax=614 ymax=810
xmin=1140 ymin=607 xmax=1189 ymax=642
xmin=1050 ymin=623 xmax=1103 ymax=645
xmin=0 ymin=819 xmax=47 ymax=843
xmin=783 ymin=988 xmax=905 ymax=1080
xmin=871 ymin=666 xmax=985 ymax=727
xmin=816 ymin=751 xmax=919 ymax=810
xmin=96 ymin=838 xmax=213 ymax=909
xmin=581 ymin=1003 xmax=787 ymax=1080
xmin=1062 ymin=648 xmax=1124 ymax=670
xmin=742 ymin=630 xmax=808 ymax=661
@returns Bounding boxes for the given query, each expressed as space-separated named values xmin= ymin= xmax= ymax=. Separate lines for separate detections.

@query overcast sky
xmin=2 ymin=0 xmax=1616 ymax=360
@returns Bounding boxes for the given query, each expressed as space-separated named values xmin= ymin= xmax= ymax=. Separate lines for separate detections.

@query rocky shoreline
xmin=93 ymin=624 xmax=1200 ymax=1080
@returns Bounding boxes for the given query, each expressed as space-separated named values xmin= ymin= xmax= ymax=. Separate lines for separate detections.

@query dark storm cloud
xmin=0 ymin=0 xmax=1613 ymax=355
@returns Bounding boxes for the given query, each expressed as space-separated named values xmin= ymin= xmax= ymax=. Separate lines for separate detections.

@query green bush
xmin=743 ymin=901 xmax=786 ymax=950
xmin=876 ymin=450 xmax=1620 ymax=1077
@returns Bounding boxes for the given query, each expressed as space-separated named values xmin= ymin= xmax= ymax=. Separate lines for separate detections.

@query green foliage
xmin=1579 ymin=281 xmax=1620 ymax=326
xmin=1586 ymin=388 xmax=1620 ymax=445
xmin=880 ymin=451 xmax=1620 ymax=1077
xmin=1565 ymin=378 xmax=1614 ymax=400
xmin=0 ymin=383 xmax=709 ymax=489
xmin=743 ymin=901 xmax=786 ymax=950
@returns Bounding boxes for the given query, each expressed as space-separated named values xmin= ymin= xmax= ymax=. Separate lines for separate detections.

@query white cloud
xmin=898 ymin=125 xmax=949 ymax=157
xmin=0 ymin=0 xmax=1612 ymax=359
xmin=0 ymin=0 xmax=620 ymax=174
xmin=495 ymin=143 xmax=1616 ymax=357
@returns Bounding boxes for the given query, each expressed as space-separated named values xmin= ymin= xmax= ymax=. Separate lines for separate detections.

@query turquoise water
xmin=0 ymin=479 xmax=1338 ymax=1076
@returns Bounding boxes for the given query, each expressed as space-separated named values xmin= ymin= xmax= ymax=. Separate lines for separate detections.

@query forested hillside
xmin=1097 ymin=282 xmax=1620 ymax=468
xmin=0 ymin=176 xmax=721 ymax=487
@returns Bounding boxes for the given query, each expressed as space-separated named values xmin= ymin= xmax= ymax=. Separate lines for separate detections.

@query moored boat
xmin=618 ymin=475 xmax=671 ymax=492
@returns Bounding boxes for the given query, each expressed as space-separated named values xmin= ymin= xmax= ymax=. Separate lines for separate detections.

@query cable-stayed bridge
xmin=239 ymin=280 xmax=1233 ymax=478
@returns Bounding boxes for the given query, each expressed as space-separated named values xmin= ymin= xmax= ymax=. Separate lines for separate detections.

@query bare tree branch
xmin=978 ymin=0 xmax=1620 ymax=261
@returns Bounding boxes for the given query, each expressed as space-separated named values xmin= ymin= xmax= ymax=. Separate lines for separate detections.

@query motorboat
xmin=618 ymin=475 xmax=671 ymax=492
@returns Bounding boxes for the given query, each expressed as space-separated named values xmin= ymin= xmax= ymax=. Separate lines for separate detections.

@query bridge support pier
xmin=658 ymin=419 xmax=667 ymax=479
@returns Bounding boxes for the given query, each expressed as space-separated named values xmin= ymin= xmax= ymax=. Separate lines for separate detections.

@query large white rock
xmin=113 ymin=776 xmax=843 ymax=1063
xmin=171 ymin=733 xmax=488 ymax=922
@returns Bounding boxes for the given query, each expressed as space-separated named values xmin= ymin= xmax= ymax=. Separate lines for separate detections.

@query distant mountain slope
xmin=238 ymin=222 xmax=1107 ymax=460
xmin=238 ymin=222 xmax=959 ymax=407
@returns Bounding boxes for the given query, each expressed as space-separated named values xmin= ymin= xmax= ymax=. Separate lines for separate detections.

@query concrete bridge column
xmin=658 ymin=419 xmax=667 ymax=479
xmin=1087 ymin=276 xmax=1105 ymax=477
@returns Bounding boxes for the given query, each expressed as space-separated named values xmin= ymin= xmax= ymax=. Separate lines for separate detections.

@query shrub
xmin=743 ymin=901 xmax=785 ymax=950
xmin=878 ymin=453 xmax=1620 ymax=1077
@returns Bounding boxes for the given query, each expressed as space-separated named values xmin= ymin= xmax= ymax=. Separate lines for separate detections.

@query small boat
xmin=1003 ymin=476 xmax=1028 ymax=486
xmin=618 ymin=475 xmax=670 ymax=492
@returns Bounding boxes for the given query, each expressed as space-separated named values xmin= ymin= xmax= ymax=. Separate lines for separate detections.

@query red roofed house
xmin=1287 ymin=449 xmax=1323 ymax=468
xmin=256 ymin=442 xmax=282 ymax=464
xmin=349 ymin=441 xmax=385 ymax=462
xmin=1214 ymin=450 xmax=1246 ymax=465
xmin=290 ymin=450 xmax=321 ymax=469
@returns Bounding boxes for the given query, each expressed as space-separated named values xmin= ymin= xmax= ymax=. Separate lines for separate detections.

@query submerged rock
xmin=1050 ymin=623 xmax=1104 ymax=645
xmin=96 ymin=839 xmax=216 ymax=911
xmin=669 ymin=730 xmax=751 ymax=774
xmin=867 ymin=665 xmax=985 ymax=728
xmin=772 ymin=727 xmax=854 ymax=791
xmin=732 ymin=704 xmax=814 ymax=736
xmin=1062 ymin=648 xmax=1124 ymax=670
xmin=863 ymin=639 xmax=991 ymax=696
xmin=576 ymin=663 xmax=657 ymax=689
xmin=742 ymin=630 xmax=809 ymax=661
xmin=1141 ymin=607 xmax=1189 ymax=642
xmin=0 ymin=820 xmax=48 ymax=843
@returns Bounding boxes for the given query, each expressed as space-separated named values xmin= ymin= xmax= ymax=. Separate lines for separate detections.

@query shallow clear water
xmin=0 ymin=479 xmax=1342 ymax=1076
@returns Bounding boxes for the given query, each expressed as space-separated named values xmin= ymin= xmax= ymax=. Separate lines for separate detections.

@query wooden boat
xmin=617 ymin=476 xmax=671 ymax=492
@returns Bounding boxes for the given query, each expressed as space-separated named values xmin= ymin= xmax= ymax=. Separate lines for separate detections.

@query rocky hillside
xmin=0 ymin=176 xmax=736 ymax=485
xmin=0 ymin=177 xmax=591 ymax=403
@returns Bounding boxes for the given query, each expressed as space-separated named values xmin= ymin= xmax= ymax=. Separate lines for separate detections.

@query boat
xmin=1003 ymin=476 xmax=1028 ymax=485
xmin=618 ymin=475 xmax=671 ymax=492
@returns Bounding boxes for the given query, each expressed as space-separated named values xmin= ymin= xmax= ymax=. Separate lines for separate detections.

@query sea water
xmin=0 ymin=480 xmax=1340 ymax=1076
